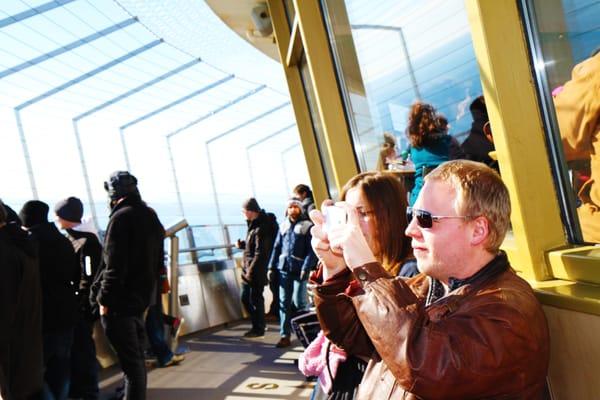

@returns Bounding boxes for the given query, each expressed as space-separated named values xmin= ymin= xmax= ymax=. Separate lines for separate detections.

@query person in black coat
xmin=90 ymin=171 xmax=165 ymax=400
xmin=54 ymin=196 xmax=102 ymax=400
xmin=237 ymin=198 xmax=277 ymax=338
xmin=0 ymin=200 xmax=43 ymax=400
xmin=19 ymin=200 xmax=79 ymax=400
xmin=460 ymin=96 xmax=496 ymax=168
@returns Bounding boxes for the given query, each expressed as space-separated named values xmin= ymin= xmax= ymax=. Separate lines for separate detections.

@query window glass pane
xmin=283 ymin=0 xmax=296 ymax=28
xmin=321 ymin=0 xmax=483 ymax=178
xmin=298 ymin=52 xmax=337 ymax=199
xmin=521 ymin=0 xmax=600 ymax=243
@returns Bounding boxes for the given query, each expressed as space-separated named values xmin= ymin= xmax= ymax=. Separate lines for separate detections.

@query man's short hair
xmin=425 ymin=160 xmax=511 ymax=252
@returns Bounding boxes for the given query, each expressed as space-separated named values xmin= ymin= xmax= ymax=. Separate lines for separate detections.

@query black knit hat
xmin=54 ymin=196 xmax=83 ymax=223
xmin=104 ymin=171 xmax=139 ymax=201
xmin=242 ymin=197 xmax=261 ymax=212
xmin=19 ymin=200 xmax=49 ymax=228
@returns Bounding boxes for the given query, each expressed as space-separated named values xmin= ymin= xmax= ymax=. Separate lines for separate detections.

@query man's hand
xmin=309 ymin=201 xmax=346 ymax=280
xmin=100 ymin=305 xmax=108 ymax=316
xmin=236 ymin=239 xmax=245 ymax=249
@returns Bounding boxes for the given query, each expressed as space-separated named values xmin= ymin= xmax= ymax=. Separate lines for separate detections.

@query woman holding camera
xmin=306 ymin=171 xmax=416 ymax=399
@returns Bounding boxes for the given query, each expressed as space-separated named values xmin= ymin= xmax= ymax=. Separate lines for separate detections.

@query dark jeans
xmin=241 ymin=282 xmax=265 ymax=334
xmin=42 ymin=328 xmax=74 ymax=400
xmin=279 ymin=271 xmax=308 ymax=337
xmin=70 ymin=318 xmax=99 ymax=399
xmin=101 ymin=313 xmax=146 ymax=400
xmin=145 ymin=304 xmax=173 ymax=366
xmin=268 ymin=270 xmax=280 ymax=315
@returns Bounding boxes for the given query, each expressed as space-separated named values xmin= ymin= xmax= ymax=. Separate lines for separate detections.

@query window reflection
xmin=320 ymin=0 xmax=482 ymax=174
xmin=524 ymin=0 xmax=599 ymax=243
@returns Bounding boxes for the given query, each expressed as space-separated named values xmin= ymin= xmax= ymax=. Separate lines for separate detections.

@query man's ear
xmin=470 ymin=216 xmax=489 ymax=246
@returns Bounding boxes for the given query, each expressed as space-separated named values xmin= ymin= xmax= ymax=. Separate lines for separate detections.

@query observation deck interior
xmin=99 ymin=321 xmax=313 ymax=400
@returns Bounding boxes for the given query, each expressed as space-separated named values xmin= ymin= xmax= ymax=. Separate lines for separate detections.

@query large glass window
xmin=520 ymin=0 xmax=600 ymax=244
xmin=298 ymin=52 xmax=337 ymax=199
xmin=320 ymin=0 xmax=482 ymax=172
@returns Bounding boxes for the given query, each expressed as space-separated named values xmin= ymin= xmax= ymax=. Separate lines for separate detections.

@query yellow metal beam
xmin=292 ymin=0 xmax=358 ymax=192
xmin=465 ymin=0 xmax=567 ymax=280
xmin=285 ymin=17 xmax=302 ymax=67
xmin=267 ymin=0 xmax=329 ymax=204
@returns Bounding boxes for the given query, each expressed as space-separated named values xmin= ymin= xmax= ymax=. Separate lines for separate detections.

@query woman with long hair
xmin=301 ymin=171 xmax=415 ymax=399
xmin=406 ymin=102 xmax=451 ymax=205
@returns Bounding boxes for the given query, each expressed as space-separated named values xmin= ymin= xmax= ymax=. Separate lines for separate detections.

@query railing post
xmin=168 ymin=235 xmax=179 ymax=318
xmin=223 ymin=225 xmax=233 ymax=259
xmin=185 ymin=226 xmax=198 ymax=264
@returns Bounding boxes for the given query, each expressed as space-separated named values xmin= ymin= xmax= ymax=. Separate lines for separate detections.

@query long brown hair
xmin=340 ymin=172 xmax=411 ymax=275
xmin=406 ymin=102 xmax=446 ymax=148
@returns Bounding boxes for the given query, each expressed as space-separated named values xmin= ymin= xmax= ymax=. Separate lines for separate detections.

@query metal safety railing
xmin=185 ymin=223 xmax=246 ymax=261
xmin=165 ymin=219 xmax=188 ymax=317
xmin=164 ymin=221 xmax=246 ymax=316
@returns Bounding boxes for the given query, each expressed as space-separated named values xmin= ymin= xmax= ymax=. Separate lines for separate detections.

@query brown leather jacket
xmin=312 ymin=253 xmax=549 ymax=399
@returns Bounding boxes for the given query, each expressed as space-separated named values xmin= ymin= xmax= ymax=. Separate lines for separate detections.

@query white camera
xmin=324 ymin=206 xmax=347 ymax=233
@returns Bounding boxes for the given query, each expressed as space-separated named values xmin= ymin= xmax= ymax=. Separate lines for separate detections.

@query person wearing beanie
xmin=54 ymin=196 xmax=102 ymax=400
xmin=19 ymin=200 xmax=80 ymax=400
xmin=19 ymin=200 xmax=50 ymax=228
xmin=0 ymin=200 xmax=43 ymax=399
xmin=90 ymin=171 xmax=173 ymax=398
xmin=238 ymin=198 xmax=278 ymax=338
xmin=268 ymin=198 xmax=317 ymax=348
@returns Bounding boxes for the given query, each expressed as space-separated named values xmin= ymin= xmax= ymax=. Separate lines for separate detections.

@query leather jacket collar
xmin=427 ymin=251 xmax=509 ymax=305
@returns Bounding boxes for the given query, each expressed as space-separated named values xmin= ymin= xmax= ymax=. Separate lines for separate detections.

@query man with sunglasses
xmin=310 ymin=160 xmax=549 ymax=399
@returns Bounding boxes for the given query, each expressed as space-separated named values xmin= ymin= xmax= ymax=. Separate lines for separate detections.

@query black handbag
xmin=290 ymin=310 xmax=320 ymax=348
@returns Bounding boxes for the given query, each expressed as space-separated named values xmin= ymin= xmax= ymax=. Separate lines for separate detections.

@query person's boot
xmin=275 ymin=336 xmax=291 ymax=348
xmin=161 ymin=353 xmax=185 ymax=367
xmin=243 ymin=329 xmax=265 ymax=338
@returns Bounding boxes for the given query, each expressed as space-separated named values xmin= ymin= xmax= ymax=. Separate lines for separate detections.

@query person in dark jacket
xmin=20 ymin=200 xmax=79 ymax=400
xmin=54 ymin=196 xmax=101 ymax=400
xmin=268 ymin=198 xmax=317 ymax=348
xmin=460 ymin=95 xmax=496 ymax=168
xmin=90 ymin=171 xmax=165 ymax=400
xmin=0 ymin=200 xmax=43 ymax=400
xmin=237 ymin=198 xmax=277 ymax=338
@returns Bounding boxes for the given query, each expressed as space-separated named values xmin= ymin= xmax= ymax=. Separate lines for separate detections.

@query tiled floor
xmin=99 ymin=321 xmax=315 ymax=399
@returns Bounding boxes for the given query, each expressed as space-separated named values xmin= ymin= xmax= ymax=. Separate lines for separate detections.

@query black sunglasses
xmin=406 ymin=207 xmax=473 ymax=228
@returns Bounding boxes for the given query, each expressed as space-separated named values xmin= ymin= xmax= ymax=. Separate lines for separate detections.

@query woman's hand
xmin=327 ymin=202 xmax=377 ymax=270
xmin=309 ymin=201 xmax=346 ymax=280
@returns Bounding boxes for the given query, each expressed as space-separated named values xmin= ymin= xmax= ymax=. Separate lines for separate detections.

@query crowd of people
xmin=1 ymin=171 xmax=183 ymax=400
xmin=238 ymin=159 xmax=551 ymax=399
xmin=5 ymin=84 xmax=587 ymax=398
